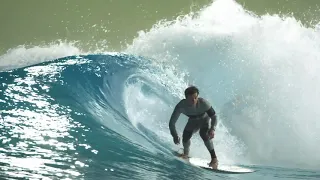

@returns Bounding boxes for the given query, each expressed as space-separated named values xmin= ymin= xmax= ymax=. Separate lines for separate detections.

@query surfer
xmin=169 ymin=86 xmax=218 ymax=169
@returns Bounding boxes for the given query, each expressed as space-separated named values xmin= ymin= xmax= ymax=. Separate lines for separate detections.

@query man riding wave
xmin=169 ymin=86 xmax=218 ymax=169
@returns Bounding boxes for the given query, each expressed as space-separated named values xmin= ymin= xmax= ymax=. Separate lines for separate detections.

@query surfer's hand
xmin=209 ymin=129 xmax=215 ymax=139
xmin=173 ymin=136 xmax=180 ymax=144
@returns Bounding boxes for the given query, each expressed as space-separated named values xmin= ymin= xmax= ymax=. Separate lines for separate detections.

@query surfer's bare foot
xmin=178 ymin=153 xmax=189 ymax=159
xmin=209 ymin=158 xmax=218 ymax=169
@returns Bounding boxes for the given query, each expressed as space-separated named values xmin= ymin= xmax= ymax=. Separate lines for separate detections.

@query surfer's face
xmin=186 ymin=93 xmax=198 ymax=105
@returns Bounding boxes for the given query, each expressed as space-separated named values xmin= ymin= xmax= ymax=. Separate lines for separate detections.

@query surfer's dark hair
xmin=184 ymin=86 xmax=199 ymax=98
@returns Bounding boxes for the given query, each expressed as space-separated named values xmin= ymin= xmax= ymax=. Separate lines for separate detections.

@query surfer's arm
xmin=206 ymin=107 xmax=217 ymax=131
xmin=201 ymin=98 xmax=217 ymax=131
xmin=169 ymin=103 xmax=182 ymax=139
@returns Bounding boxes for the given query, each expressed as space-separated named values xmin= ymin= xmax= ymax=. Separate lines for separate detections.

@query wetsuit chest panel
xmin=180 ymin=98 xmax=209 ymax=119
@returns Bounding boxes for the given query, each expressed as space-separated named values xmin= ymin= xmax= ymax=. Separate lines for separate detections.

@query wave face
xmin=126 ymin=0 xmax=320 ymax=169
xmin=0 ymin=54 xmax=190 ymax=179
xmin=1 ymin=0 xmax=320 ymax=179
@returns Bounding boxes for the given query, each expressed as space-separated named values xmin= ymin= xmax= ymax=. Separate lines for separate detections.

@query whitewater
xmin=1 ymin=0 xmax=320 ymax=179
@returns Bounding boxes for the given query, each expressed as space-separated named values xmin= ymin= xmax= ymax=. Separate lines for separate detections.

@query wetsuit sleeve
xmin=201 ymin=98 xmax=217 ymax=131
xmin=206 ymin=107 xmax=217 ymax=131
xmin=169 ymin=102 xmax=182 ymax=139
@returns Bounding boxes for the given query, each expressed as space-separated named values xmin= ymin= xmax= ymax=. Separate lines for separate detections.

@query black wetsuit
xmin=169 ymin=97 xmax=217 ymax=159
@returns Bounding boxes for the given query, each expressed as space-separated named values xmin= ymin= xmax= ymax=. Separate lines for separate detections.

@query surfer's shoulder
xmin=177 ymin=99 xmax=186 ymax=107
xmin=198 ymin=97 xmax=212 ymax=109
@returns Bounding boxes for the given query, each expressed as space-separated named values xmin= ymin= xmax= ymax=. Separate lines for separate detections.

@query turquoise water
xmin=1 ymin=0 xmax=320 ymax=179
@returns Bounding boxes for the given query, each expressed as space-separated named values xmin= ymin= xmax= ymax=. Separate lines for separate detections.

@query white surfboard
xmin=173 ymin=151 xmax=254 ymax=174
xmin=188 ymin=157 xmax=255 ymax=174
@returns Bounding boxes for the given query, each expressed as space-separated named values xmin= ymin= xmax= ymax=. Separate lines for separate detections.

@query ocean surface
xmin=1 ymin=0 xmax=320 ymax=179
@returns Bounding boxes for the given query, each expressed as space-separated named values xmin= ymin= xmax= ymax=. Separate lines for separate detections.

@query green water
xmin=1 ymin=0 xmax=320 ymax=54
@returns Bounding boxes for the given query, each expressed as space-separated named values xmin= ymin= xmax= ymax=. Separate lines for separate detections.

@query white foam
xmin=0 ymin=40 xmax=82 ymax=71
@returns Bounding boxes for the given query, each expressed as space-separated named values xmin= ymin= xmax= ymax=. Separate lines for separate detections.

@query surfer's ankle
xmin=183 ymin=148 xmax=189 ymax=156
xmin=211 ymin=158 xmax=218 ymax=163
xmin=179 ymin=153 xmax=189 ymax=159
xmin=209 ymin=158 xmax=218 ymax=168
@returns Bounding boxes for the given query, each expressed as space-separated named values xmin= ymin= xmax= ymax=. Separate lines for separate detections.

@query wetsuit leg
xmin=182 ymin=129 xmax=192 ymax=155
xmin=182 ymin=120 xmax=201 ymax=155
xmin=199 ymin=123 xmax=217 ymax=159
xmin=183 ymin=120 xmax=201 ymax=156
